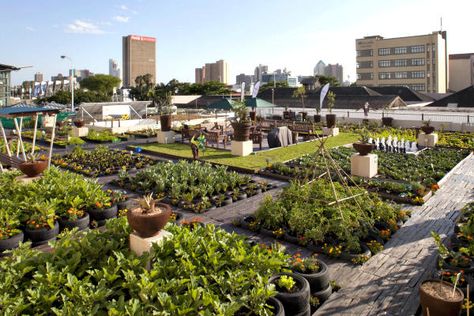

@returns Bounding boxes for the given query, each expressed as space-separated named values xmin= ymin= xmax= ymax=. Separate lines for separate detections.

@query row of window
xmin=357 ymin=45 xmax=436 ymax=58
xmin=357 ymin=71 xmax=426 ymax=80
xmin=378 ymin=58 xmax=425 ymax=67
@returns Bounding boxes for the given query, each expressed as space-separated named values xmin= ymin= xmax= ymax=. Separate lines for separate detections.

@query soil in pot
xmin=24 ymin=222 xmax=60 ymax=247
xmin=419 ymin=279 xmax=464 ymax=316
xmin=0 ymin=232 xmax=24 ymax=255
xmin=269 ymin=273 xmax=310 ymax=315
xmin=294 ymin=260 xmax=330 ymax=293
xmin=58 ymin=213 xmax=90 ymax=232
xmin=127 ymin=203 xmax=172 ymax=238
xmin=19 ymin=160 xmax=48 ymax=177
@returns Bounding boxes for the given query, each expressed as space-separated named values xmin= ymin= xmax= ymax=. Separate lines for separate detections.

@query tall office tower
xmin=313 ymin=60 xmax=326 ymax=76
xmin=325 ymin=63 xmax=344 ymax=84
xmin=109 ymin=58 xmax=121 ymax=81
xmin=449 ymin=53 xmax=474 ymax=91
xmin=34 ymin=72 xmax=43 ymax=82
xmin=355 ymin=31 xmax=448 ymax=93
xmin=122 ymin=34 xmax=156 ymax=87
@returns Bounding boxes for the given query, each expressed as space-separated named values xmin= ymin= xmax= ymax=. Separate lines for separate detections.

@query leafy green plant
xmin=326 ymin=91 xmax=336 ymax=113
xmin=231 ymin=100 xmax=250 ymax=123
xmin=276 ymin=275 xmax=296 ymax=293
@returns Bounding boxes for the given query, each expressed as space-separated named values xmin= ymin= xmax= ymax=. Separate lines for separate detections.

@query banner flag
xmin=252 ymin=81 xmax=261 ymax=98
xmin=319 ymin=83 xmax=330 ymax=111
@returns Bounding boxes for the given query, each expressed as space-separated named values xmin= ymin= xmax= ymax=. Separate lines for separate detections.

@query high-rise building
xmin=235 ymin=73 xmax=253 ymax=86
xmin=314 ymin=60 xmax=326 ymax=76
xmin=325 ymin=64 xmax=344 ymax=84
xmin=109 ymin=59 xmax=121 ymax=81
xmin=34 ymin=72 xmax=43 ymax=82
xmin=122 ymin=34 xmax=156 ymax=87
xmin=355 ymin=31 xmax=448 ymax=93
xmin=194 ymin=59 xmax=228 ymax=84
xmin=449 ymin=53 xmax=474 ymax=92
xmin=68 ymin=69 xmax=93 ymax=82
xmin=254 ymin=64 xmax=268 ymax=82
xmin=0 ymin=64 xmax=19 ymax=107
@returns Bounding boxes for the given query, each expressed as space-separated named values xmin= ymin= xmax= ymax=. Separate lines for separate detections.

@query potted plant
xmin=87 ymin=190 xmax=117 ymax=227
xmin=325 ymin=91 xmax=337 ymax=128
xmin=353 ymin=128 xmax=374 ymax=155
xmin=58 ymin=196 xmax=90 ymax=232
xmin=289 ymin=253 xmax=330 ymax=295
xmin=231 ymin=101 xmax=252 ymax=141
xmin=127 ymin=193 xmax=171 ymax=238
xmin=18 ymin=153 xmax=48 ymax=177
xmin=73 ymin=118 xmax=85 ymax=128
xmin=314 ymin=105 xmax=322 ymax=123
xmin=155 ymin=91 xmax=174 ymax=132
xmin=421 ymin=120 xmax=435 ymax=135
xmin=382 ymin=116 xmax=393 ymax=127
xmin=0 ymin=209 xmax=23 ymax=255
xmin=419 ymin=279 xmax=464 ymax=316
xmin=23 ymin=200 xmax=59 ymax=246
xmin=293 ymin=86 xmax=307 ymax=121
xmin=269 ymin=273 xmax=311 ymax=315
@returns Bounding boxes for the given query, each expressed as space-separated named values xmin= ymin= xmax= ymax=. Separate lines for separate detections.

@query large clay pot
xmin=160 ymin=114 xmax=172 ymax=132
xmin=231 ymin=121 xmax=252 ymax=141
xmin=73 ymin=119 xmax=85 ymax=128
xmin=326 ymin=114 xmax=337 ymax=128
xmin=313 ymin=114 xmax=321 ymax=123
xmin=382 ymin=117 xmax=393 ymax=127
xmin=18 ymin=160 xmax=48 ymax=177
xmin=419 ymin=279 xmax=464 ymax=316
xmin=353 ymin=142 xmax=374 ymax=156
xmin=421 ymin=125 xmax=435 ymax=134
xmin=127 ymin=202 xmax=172 ymax=238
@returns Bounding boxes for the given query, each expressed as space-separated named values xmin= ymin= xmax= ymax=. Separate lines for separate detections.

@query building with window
xmin=254 ymin=64 xmax=268 ymax=82
xmin=195 ymin=59 xmax=229 ymax=84
xmin=449 ymin=53 xmax=474 ymax=92
xmin=122 ymin=35 xmax=156 ymax=87
xmin=314 ymin=60 xmax=326 ymax=76
xmin=355 ymin=31 xmax=448 ymax=93
xmin=34 ymin=72 xmax=43 ymax=82
xmin=0 ymin=64 xmax=20 ymax=107
xmin=325 ymin=63 xmax=344 ymax=84
xmin=109 ymin=59 xmax=121 ymax=82
xmin=235 ymin=73 xmax=253 ymax=86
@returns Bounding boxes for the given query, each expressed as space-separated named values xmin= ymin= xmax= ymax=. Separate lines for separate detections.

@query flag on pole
xmin=252 ymin=81 xmax=261 ymax=98
xmin=240 ymin=82 xmax=245 ymax=102
xmin=319 ymin=83 xmax=330 ymax=111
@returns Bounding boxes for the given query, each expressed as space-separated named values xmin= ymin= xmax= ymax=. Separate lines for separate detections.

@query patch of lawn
xmin=137 ymin=132 xmax=358 ymax=172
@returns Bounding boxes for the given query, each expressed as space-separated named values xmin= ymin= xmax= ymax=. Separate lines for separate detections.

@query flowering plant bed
xmin=0 ymin=218 xmax=289 ymax=314
xmin=113 ymin=160 xmax=273 ymax=213
xmin=22 ymin=129 xmax=85 ymax=148
xmin=261 ymin=147 xmax=470 ymax=204
xmin=126 ymin=128 xmax=158 ymax=138
xmin=82 ymin=129 xmax=121 ymax=143
xmin=238 ymin=179 xmax=408 ymax=263
xmin=52 ymin=146 xmax=155 ymax=177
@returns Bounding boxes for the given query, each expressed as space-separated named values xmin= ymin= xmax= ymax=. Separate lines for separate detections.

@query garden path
xmin=314 ymin=153 xmax=474 ymax=315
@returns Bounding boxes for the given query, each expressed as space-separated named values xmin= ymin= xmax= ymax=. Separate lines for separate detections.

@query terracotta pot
xmin=313 ymin=114 xmax=321 ymax=123
xmin=419 ymin=279 xmax=464 ymax=316
xmin=326 ymin=114 xmax=337 ymax=128
xmin=18 ymin=160 xmax=48 ymax=177
xmin=231 ymin=121 xmax=252 ymax=141
xmin=382 ymin=117 xmax=393 ymax=127
xmin=353 ymin=142 xmax=374 ymax=156
xmin=160 ymin=114 xmax=172 ymax=132
xmin=127 ymin=202 xmax=172 ymax=238
xmin=421 ymin=126 xmax=435 ymax=134
xmin=73 ymin=119 xmax=85 ymax=128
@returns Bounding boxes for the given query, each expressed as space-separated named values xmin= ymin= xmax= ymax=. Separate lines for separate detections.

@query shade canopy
xmin=245 ymin=98 xmax=276 ymax=109
xmin=0 ymin=103 xmax=61 ymax=117
xmin=207 ymin=98 xmax=237 ymax=110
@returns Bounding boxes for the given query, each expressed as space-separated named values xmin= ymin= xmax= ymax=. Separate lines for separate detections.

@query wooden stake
xmin=47 ymin=114 xmax=57 ymax=168
xmin=31 ymin=113 xmax=39 ymax=154
xmin=13 ymin=117 xmax=27 ymax=161
xmin=0 ymin=120 xmax=12 ymax=157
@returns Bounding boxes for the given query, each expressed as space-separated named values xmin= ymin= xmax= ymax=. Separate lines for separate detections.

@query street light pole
xmin=60 ymin=55 xmax=74 ymax=112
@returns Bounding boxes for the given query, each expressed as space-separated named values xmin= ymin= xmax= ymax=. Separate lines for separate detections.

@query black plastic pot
xmin=58 ymin=213 xmax=90 ymax=232
xmin=269 ymin=273 xmax=310 ymax=315
xmin=326 ymin=114 xmax=336 ymax=128
xmin=24 ymin=222 xmax=60 ymax=247
xmin=382 ymin=117 xmax=393 ymax=127
xmin=313 ymin=114 xmax=321 ymax=123
xmin=88 ymin=204 xmax=118 ymax=226
xmin=0 ymin=231 xmax=24 ymax=255
xmin=294 ymin=259 xmax=330 ymax=293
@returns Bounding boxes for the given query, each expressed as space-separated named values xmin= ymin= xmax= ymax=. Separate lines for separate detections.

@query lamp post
xmin=60 ymin=55 xmax=75 ymax=112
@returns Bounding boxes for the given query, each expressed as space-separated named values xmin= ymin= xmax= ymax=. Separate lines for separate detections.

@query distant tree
xmin=35 ymin=89 xmax=110 ymax=105
xmin=79 ymin=74 xmax=121 ymax=97
xmin=259 ymin=81 xmax=289 ymax=92
xmin=292 ymin=86 xmax=306 ymax=110
xmin=317 ymin=75 xmax=340 ymax=87
xmin=201 ymin=81 xmax=231 ymax=95
xmin=129 ymin=74 xmax=154 ymax=101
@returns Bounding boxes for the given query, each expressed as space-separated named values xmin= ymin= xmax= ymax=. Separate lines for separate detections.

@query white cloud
xmin=65 ymin=20 xmax=105 ymax=34
xmin=113 ymin=15 xmax=130 ymax=23
xmin=25 ymin=26 xmax=36 ymax=32
xmin=119 ymin=4 xmax=128 ymax=10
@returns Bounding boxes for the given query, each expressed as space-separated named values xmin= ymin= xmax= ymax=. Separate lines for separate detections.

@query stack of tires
xmin=270 ymin=273 xmax=310 ymax=316
xmin=294 ymin=260 xmax=331 ymax=314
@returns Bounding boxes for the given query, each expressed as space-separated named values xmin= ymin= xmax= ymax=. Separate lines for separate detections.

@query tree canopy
xmin=79 ymin=74 xmax=121 ymax=96
xmin=259 ymin=81 xmax=289 ymax=92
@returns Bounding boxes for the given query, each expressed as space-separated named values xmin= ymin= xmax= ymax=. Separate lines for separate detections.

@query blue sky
xmin=2 ymin=0 xmax=473 ymax=85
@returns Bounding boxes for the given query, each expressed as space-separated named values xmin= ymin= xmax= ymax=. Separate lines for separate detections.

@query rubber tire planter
xmin=24 ymin=222 xmax=59 ymax=247
xmin=88 ymin=205 xmax=118 ymax=226
xmin=0 ymin=231 xmax=24 ymax=255
xmin=269 ymin=272 xmax=310 ymax=315
xmin=294 ymin=259 xmax=330 ymax=293
xmin=266 ymin=297 xmax=285 ymax=316
xmin=58 ymin=213 xmax=90 ymax=232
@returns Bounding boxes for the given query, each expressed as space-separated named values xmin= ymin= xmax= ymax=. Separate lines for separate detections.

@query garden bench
xmin=204 ymin=130 xmax=229 ymax=149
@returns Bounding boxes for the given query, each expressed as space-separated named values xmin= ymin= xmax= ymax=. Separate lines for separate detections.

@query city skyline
xmin=2 ymin=0 xmax=474 ymax=86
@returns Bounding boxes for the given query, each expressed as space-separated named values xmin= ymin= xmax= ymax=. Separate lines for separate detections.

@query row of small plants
xmin=127 ymin=128 xmax=158 ymax=138
xmin=263 ymin=147 xmax=470 ymax=204
xmin=432 ymin=201 xmax=474 ymax=303
xmin=0 ymin=168 xmax=127 ymax=250
xmin=114 ymin=160 xmax=272 ymax=213
xmin=83 ymin=129 xmax=122 ymax=143
xmin=238 ymin=179 xmax=407 ymax=264
xmin=0 ymin=218 xmax=291 ymax=314
xmin=52 ymin=146 xmax=155 ymax=177
xmin=22 ymin=129 xmax=85 ymax=148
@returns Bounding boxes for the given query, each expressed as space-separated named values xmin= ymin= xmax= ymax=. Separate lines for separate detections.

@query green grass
xmin=137 ymin=132 xmax=358 ymax=172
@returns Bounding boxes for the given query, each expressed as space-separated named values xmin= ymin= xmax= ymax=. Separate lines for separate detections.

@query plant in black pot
xmin=353 ymin=128 xmax=374 ymax=156
xmin=293 ymin=86 xmax=307 ymax=121
xmin=58 ymin=196 xmax=90 ymax=232
xmin=23 ymin=199 xmax=59 ymax=247
xmin=325 ymin=91 xmax=336 ymax=128
xmin=269 ymin=272 xmax=311 ymax=315
xmin=127 ymin=193 xmax=171 ymax=238
xmin=289 ymin=253 xmax=330 ymax=299
xmin=154 ymin=91 xmax=174 ymax=132
xmin=421 ymin=120 xmax=435 ymax=135
xmin=231 ymin=100 xmax=252 ymax=141
xmin=88 ymin=189 xmax=117 ymax=227
xmin=0 ymin=209 xmax=23 ymax=255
